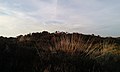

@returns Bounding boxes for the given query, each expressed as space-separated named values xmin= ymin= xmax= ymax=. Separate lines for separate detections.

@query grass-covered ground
xmin=0 ymin=31 xmax=120 ymax=72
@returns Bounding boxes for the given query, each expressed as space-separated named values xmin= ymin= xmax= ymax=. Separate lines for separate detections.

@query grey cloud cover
xmin=0 ymin=0 xmax=120 ymax=37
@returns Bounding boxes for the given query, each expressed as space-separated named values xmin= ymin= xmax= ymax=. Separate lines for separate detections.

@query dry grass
xmin=33 ymin=34 xmax=119 ymax=72
xmin=49 ymin=34 xmax=117 ymax=59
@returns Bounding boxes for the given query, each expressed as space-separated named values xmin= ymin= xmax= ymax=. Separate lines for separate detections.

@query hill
xmin=0 ymin=31 xmax=120 ymax=72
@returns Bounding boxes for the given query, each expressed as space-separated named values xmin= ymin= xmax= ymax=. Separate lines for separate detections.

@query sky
xmin=0 ymin=0 xmax=120 ymax=37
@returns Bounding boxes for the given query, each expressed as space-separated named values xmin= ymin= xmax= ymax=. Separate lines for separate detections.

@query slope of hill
xmin=0 ymin=31 xmax=120 ymax=72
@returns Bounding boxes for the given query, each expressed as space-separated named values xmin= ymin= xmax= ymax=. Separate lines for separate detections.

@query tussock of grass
xmin=48 ymin=34 xmax=117 ymax=58
xmin=34 ymin=34 xmax=119 ymax=72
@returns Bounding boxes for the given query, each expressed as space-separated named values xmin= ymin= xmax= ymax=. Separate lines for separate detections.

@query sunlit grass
xmin=33 ymin=33 xmax=120 ymax=72
xmin=49 ymin=34 xmax=118 ymax=59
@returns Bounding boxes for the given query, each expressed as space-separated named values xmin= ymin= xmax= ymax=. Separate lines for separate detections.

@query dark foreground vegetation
xmin=0 ymin=31 xmax=120 ymax=72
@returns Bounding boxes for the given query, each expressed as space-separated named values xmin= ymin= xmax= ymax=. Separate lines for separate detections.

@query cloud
xmin=0 ymin=0 xmax=120 ymax=37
